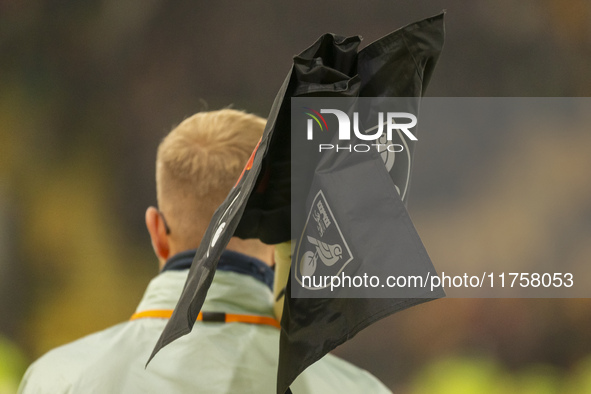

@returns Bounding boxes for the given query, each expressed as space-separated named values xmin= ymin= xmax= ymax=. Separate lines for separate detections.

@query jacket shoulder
xmin=18 ymin=322 xmax=129 ymax=393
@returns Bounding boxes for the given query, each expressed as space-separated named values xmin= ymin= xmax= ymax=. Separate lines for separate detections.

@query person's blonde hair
xmin=156 ymin=109 xmax=265 ymax=249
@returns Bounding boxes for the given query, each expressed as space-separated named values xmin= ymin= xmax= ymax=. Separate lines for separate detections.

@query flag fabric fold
xmin=149 ymin=12 xmax=446 ymax=394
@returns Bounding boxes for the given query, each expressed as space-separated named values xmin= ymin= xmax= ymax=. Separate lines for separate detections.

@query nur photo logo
xmin=303 ymin=107 xmax=418 ymax=153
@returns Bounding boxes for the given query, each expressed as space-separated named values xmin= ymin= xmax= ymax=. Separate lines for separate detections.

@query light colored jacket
xmin=19 ymin=268 xmax=391 ymax=393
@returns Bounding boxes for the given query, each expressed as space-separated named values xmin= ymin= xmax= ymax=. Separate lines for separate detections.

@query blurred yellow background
xmin=1 ymin=0 xmax=591 ymax=392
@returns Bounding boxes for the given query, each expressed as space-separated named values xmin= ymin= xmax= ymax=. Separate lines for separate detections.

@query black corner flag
xmin=149 ymin=13 xmax=445 ymax=394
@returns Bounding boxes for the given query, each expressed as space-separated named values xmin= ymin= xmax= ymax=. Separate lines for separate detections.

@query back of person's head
xmin=155 ymin=109 xmax=265 ymax=252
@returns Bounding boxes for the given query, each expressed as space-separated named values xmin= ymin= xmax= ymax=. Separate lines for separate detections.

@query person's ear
xmin=145 ymin=206 xmax=170 ymax=262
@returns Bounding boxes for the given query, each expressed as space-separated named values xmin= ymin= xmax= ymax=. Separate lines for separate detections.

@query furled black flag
xmin=150 ymin=12 xmax=445 ymax=394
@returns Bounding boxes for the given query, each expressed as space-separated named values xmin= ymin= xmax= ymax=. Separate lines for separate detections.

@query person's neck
xmin=225 ymin=237 xmax=274 ymax=266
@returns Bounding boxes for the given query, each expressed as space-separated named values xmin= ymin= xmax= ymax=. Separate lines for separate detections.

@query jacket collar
xmin=135 ymin=252 xmax=275 ymax=318
xmin=161 ymin=249 xmax=274 ymax=290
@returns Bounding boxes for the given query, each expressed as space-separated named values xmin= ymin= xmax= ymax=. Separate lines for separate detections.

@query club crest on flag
xmin=295 ymin=190 xmax=353 ymax=289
